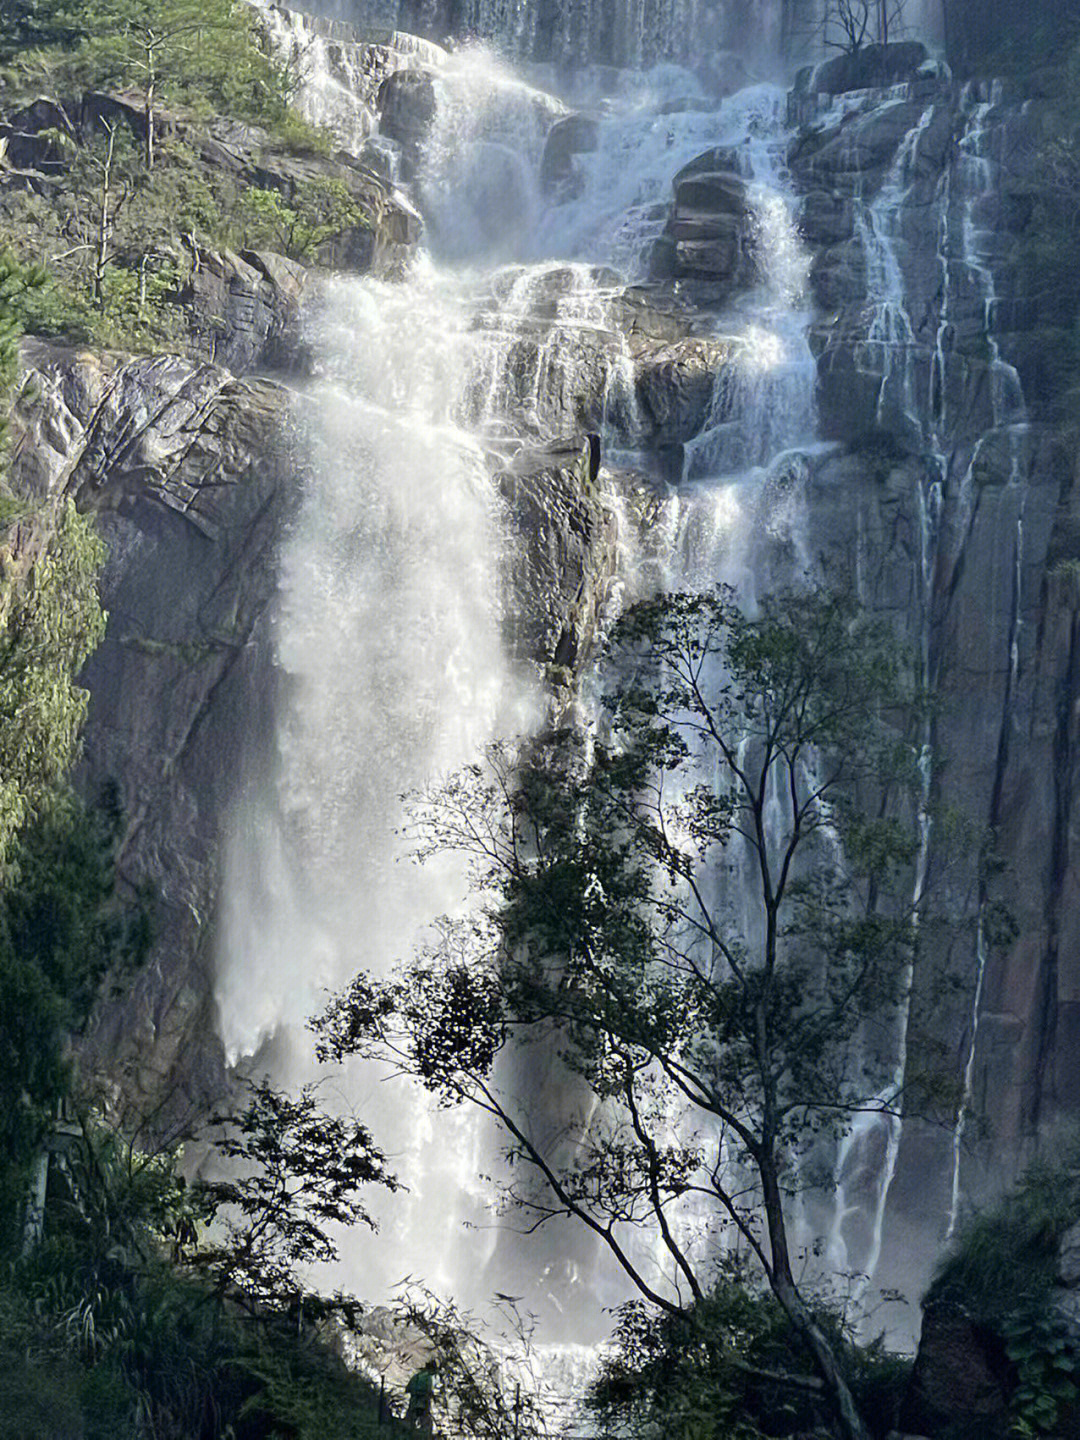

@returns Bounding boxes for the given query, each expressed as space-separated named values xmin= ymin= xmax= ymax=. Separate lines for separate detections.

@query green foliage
xmin=10 ymin=0 xmax=292 ymax=126
xmin=0 ymin=786 xmax=150 ymax=1236
xmin=1002 ymin=1311 xmax=1080 ymax=1437
xmin=929 ymin=1145 xmax=1080 ymax=1437
xmin=929 ymin=1146 xmax=1080 ymax=1325
xmin=391 ymin=1286 xmax=548 ymax=1440
xmin=590 ymin=1268 xmax=911 ymax=1440
xmin=0 ymin=498 xmax=107 ymax=867
xmin=0 ymin=0 xmax=351 ymax=351
xmin=190 ymin=1078 xmax=399 ymax=1310
xmin=1 ymin=1080 xmax=395 ymax=1439
xmin=238 ymin=179 xmax=368 ymax=261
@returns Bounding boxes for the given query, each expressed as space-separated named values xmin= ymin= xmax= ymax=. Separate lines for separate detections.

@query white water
xmin=218 ymin=0 xmax=1018 ymax=1370
xmin=218 ymin=12 xmax=839 ymax=1336
xmin=218 ymin=261 xmax=550 ymax=1307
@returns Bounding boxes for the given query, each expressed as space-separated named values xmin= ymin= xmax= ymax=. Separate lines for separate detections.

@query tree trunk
xmin=94 ymin=123 xmax=116 ymax=310
xmin=145 ymin=69 xmax=155 ymax=171
xmin=759 ymin=1157 xmax=871 ymax=1440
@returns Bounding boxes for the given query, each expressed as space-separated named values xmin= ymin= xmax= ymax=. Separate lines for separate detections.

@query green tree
xmin=27 ymin=0 xmax=292 ymax=149
xmin=238 ymin=180 xmax=368 ymax=262
xmin=189 ymin=1079 xmax=399 ymax=1313
xmin=0 ymin=785 xmax=149 ymax=1252
xmin=315 ymin=585 xmax=931 ymax=1440
xmin=0 ymin=498 xmax=106 ymax=866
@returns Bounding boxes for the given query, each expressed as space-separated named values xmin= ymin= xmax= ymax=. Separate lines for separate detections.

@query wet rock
xmin=377 ymin=69 xmax=438 ymax=171
xmin=541 ymin=113 xmax=600 ymax=196
xmin=184 ymin=247 xmax=309 ymax=376
xmin=256 ymin=7 xmax=446 ymax=153
xmin=651 ymin=149 xmax=755 ymax=288
xmin=496 ymin=435 xmax=618 ymax=710
xmin=900 ymin=1302 xmax=1009 ymax=1436
xmin=633 ymin=336 xmax=732 ymax=441
xmin=798 ymin=189 xmax=854 ymax=247
xmin=791 ymin=100 xmax=927 ymax=191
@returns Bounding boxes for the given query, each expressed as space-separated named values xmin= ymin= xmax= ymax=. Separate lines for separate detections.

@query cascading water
xmin=220 ymin=0 xmax=991 ymax=1371
xmin=218 ymin=260 xmax=544 ymax=1302
xmin=220 ymin=3 xmax=835 ymax=1338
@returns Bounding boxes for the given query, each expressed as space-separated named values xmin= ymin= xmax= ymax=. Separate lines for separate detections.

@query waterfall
xmin=306 ymin=0 xmax=794 ymax=71
xmin=220 ymin=0 xmax=999 ymax=1349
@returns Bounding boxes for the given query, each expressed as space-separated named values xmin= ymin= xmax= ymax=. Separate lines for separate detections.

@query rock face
xmin=377 ymin=70 xmax=439 ymax=173
xmin=795 ymin=40 xmax=930 ymax=102
xmin=255 ymin=2 xmax=446 ymax=155
xmin=338 ymin=0 xmax=783 ymax=74
xmin=184 ymin=248 xmax=309 ymax=376
xmin=780 ymin=56 xmax=1080 ymax=1293
xmin=9 ymin=4 xmax=1080 ymax=1320
xmin=650 ymin=148 xmax=756 ymax=288
xmin=11 ymin=342 xmax=295 ymax=1115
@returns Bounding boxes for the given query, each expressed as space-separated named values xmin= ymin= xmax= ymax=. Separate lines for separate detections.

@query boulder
xmin=651 ymin=149 xmax=755 ymax=288
xmin=541 ymin=113 xmax=600 ymax=196
xmin=807 ymin=41 xmax=929 ymax=97
xmin=79 ymin=89 xmax=178 ymax=145
xmin=184 ymin=247 xmax=308 ymax=376
xmin=900 ymin=1302 xmax=1010 ymax=1436
xmin=633 ymin=336 xmax=731 ymax=441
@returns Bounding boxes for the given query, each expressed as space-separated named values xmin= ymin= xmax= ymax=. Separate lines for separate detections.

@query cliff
xmin=6 ymin=0 xmax=1080 ymax=1346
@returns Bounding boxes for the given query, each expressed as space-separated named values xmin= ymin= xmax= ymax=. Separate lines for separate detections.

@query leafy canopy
xmin=315 ymin=584 xmax=928 ymax=1440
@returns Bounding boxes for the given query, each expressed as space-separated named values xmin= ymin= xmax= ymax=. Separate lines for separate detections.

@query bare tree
xmin=820 ymin=0 xmax=909 ymax=52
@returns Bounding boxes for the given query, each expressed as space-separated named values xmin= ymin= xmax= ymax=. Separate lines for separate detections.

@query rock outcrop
xmin=11 ymin=342 xmax=295 ymax=1115
xmin=497 ymin=434 xmax=617 ymax=713
xmin=650 ymin=147 xmax=756 ymax=289
xmin=184 ymin=248 xmax=309 ymax=376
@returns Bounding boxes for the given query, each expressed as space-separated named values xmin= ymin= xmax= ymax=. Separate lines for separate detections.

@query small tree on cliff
xmin=42 ymin=0 xmax=290 ymax=168
xmin=314 ymin=585 xmax=929 ymax=1440
xmin=820 ymin=0 xmax=908 ymax=52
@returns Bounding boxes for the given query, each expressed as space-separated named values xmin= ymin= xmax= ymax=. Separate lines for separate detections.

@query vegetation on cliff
xmin=0 ymin=0 xmax=373 ymax=350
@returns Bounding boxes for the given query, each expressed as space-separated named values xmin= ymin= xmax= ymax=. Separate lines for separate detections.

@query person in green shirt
xmin=405 ymin=1361 xmax=438 ymax=1437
